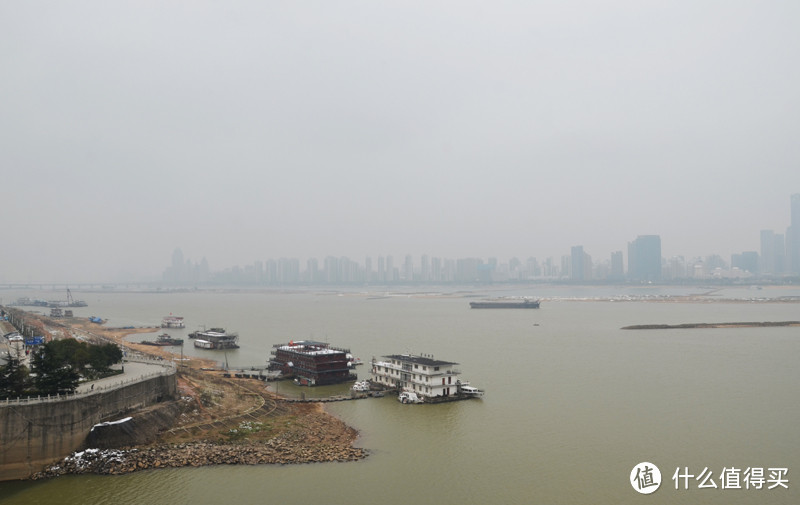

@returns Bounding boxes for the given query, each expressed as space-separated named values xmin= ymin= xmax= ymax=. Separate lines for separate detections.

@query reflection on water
xmin=1 ymin=287 xmax=798 ymax=504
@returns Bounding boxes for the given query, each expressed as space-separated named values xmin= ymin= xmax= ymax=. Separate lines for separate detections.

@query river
xmin=1 ymin=285 xmax=798 ymax=504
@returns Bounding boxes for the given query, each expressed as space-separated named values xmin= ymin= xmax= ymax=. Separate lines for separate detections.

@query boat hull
xmin=469 ymin=301 xmax=540 ymax=309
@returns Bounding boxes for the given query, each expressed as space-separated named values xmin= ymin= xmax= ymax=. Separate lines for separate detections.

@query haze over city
xmin=2 ymin=2 xmax=799 ymax=284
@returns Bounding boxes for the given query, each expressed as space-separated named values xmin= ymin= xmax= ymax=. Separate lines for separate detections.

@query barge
xmin=141 ymin=333 xmax=184 ymax=346
xmin=469 ymin=299 xmax=540 ymax=309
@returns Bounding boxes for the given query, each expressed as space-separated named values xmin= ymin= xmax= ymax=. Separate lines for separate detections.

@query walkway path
xmin=75 ymin=359 xmax=174 ymax=394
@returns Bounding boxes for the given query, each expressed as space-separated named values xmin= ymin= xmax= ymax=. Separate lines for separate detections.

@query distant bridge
xmin=0 ymin=283 xmax=162 ymax=291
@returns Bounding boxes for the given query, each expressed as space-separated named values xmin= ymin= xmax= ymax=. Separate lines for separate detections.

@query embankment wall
xmin=0 ymin=372 xmax=177 ymax=481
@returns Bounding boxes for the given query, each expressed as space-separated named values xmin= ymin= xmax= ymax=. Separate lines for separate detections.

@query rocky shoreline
xmin=31 ymin=405 xmax=367 ymax=479
xmin=32 ymin=440 xmax=366 ymax=479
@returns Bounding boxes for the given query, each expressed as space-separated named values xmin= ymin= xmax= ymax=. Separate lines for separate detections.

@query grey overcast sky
xmin=1 ymin=1 xmax=799 ymax=283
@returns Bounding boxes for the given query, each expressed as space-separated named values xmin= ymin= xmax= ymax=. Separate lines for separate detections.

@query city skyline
xmin=162 ymin=193 xmax=800 ymax=285
xmin=1 ymin=190 xmax=797 ymax=285
xmin=160 ymin=193 xmax=800 ymax=286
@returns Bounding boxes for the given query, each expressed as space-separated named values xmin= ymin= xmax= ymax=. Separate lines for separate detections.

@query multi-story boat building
xmin=268 ymin=340 xmax=356 ymax=386
xmin=371 ymin=354 xmax=477 ymax=400
xmin=161 ymin=315 xmax=185 ymax=328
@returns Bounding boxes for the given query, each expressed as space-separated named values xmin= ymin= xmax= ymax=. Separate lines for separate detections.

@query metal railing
xmin=0 ymin=360 xmax=176 ymax=407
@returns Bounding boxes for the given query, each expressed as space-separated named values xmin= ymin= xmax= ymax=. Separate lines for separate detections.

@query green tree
xmin=87 ymin=343 xmax=123 ymax=376
xmin=0 ymin=353 xmax=30 ymax=399
xmin=30 ymin=341 xmax=81 ymax=395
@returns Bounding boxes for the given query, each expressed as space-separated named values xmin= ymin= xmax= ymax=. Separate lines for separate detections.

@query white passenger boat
xmin=398 ymin=390 xmax=422 ymax=404
xmin=351 ymin=380 xmax=370 ymax=392
xmin=460 ymin=385 xmax=484 ymax=398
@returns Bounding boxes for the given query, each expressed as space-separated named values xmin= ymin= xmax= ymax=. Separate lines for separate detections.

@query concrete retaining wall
xmin=0 ymin=373 xmax=177 ymax=481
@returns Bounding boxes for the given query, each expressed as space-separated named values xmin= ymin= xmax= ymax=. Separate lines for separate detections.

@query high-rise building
xmin=610 ymin=251 xmax=624 ymax=280
xmin=789 ymin=194 xmax=800 ymax=273
xmin=571 ymin=246 xmax=584 ymax=281
xmin=732 ymin=252 xmax=759 ymax=275
xmin=377 ymin=256 xmax=386 ymax=282
xmin=761 ymin=230 xmax=777 ymax=275
xmin=628 ymin=235 xmax=662 ymax=282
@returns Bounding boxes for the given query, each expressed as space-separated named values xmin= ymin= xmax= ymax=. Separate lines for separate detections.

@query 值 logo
xmin=631 ymin=462 xmax=661 ymax=494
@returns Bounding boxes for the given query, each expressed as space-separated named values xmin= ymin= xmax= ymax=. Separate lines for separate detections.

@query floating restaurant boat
xmin=469 ymin=299 xmax=540 ymax=309
xmin=189 ymin=328 xmax=239 ymax=349
xmin=269 ymin=340 xmax=357 ymax=386
xmin=371 ymin=353 xmax=484 ymax=403
xmin=161 ymin=315 xmax=185 ymax=328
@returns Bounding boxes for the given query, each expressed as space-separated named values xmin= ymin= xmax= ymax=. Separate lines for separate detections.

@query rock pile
xmin=32 ymin=439 xmax=366 ymax=479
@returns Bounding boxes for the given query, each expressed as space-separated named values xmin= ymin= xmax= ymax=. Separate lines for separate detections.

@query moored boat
xmin=459 ymin=385 xmax=484 ymax=397
xmin=141 ymin=333 xmax=184 ymax=346
xmin=188 ymin=328 xmax=239 ymax=349
xmin=398 ymin=390 xmax=422 ymax=404
xmin=469 ymin=299 xmax=540 ymax=309
xmin=372 ymin=353 xmax=484 ymax=403
xmin=161 ymin=315 xmax=185 ymax=328
xmin=268 ymin=340 xmax=357 ymax=386
xmin=351 ymin=380 xmax=371 ymax=392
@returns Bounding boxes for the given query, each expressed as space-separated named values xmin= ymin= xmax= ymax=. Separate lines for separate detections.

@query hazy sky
xmin=2 ymin=1 xmax=799 ymax=283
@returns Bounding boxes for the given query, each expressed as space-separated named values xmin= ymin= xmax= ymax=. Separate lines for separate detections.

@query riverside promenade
xmin=1 ymin=355 xmax=177 ymax=481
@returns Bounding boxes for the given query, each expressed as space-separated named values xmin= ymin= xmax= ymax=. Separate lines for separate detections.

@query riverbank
xmin=3 ymin=309 xmax=367 ymax=480
xmin=30 ymin=402 xmax=365 ymax=479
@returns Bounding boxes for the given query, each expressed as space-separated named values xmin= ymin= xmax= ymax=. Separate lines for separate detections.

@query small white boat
xmin=346 ymin=354 xmax=364 ymax=368
xmin=351 ymin=380 xmax=370 ymax=392
xmin=398 ymin=391 xmax=422 ymax=404
xmin=460 ymin=385 xmax=484 ymax=398
xmin=194 ymin=339 xmax=214 ymax=349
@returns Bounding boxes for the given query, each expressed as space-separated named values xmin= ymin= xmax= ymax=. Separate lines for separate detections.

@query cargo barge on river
xmin=469 ymin=299 xmax=540 ymax=309
xmin=140 ymin=333 xmax=184 ymax=346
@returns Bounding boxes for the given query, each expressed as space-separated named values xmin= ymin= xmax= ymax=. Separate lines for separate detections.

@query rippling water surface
xmin=1 ymin=286 xmax=798 ymax=504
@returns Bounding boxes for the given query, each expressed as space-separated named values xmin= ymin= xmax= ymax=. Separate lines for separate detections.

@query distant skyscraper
xmin=789 ymin=194 xmax=800 ymax=274
xmin=761 ymin=230 xmax=776 ymax=275
xmin=571 ymin=246 xmax=584 ymax=281
xmin=610 ymin=251 xmax=624 ymax=280
xmin=628 ymin=235 xmax=662 ymax=282
xmin=377 ymin=256 xmax=386 ymax=282
xmin=732 ymin=252 xmax=759 ymax=274
xmin=760 ymin=230 xmax=786 ymax=276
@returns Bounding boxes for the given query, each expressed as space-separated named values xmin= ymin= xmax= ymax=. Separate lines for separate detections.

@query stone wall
xmin=0 ymin=373 xmax=177 ymax=481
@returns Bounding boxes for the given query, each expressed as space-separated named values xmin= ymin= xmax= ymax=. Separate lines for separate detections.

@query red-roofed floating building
xmin=268 ymin=340 xmax=357 ymax=386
